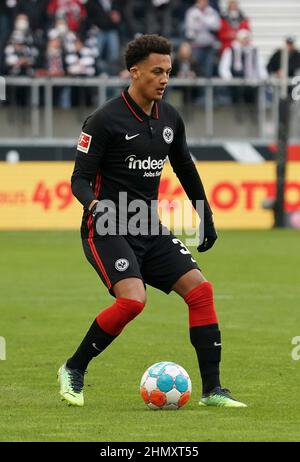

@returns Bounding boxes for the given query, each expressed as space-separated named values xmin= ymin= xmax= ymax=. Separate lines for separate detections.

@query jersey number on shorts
xmin=172 ymin=238 xmax=196 ymax=263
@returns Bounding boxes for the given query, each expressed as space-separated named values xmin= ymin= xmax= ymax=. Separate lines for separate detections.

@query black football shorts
xmin=82 ymin=226 xmax=200 ymax=295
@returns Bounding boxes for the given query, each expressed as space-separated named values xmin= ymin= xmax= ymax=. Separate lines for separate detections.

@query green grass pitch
xmin=1 ymin=230 xmax=300 ymax=442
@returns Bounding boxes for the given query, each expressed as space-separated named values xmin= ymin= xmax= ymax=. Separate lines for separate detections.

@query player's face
xmin=131 ymin=53 xmax=172 ymax=102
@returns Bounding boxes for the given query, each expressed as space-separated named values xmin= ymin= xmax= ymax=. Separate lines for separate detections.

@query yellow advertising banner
xmin=0 ymin=161 xmax=299 ymax=230
xmin=0 ymin=162 xmax=80 ymax=230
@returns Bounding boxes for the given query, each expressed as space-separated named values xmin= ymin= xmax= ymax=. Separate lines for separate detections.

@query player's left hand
xmin=197 ymin=221 xmax=218 ymax=252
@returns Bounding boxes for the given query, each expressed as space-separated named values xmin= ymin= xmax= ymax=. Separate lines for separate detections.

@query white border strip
xmin=224 ymin=142 xmax=265 ymax=163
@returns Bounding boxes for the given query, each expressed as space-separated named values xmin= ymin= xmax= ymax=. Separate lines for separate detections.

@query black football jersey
xmin=71 ymin=89 xmax=212 ymax=237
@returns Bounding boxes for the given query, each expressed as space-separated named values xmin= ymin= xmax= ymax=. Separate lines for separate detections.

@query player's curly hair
xmin=125 ymin=34 xmax=172 ymax=70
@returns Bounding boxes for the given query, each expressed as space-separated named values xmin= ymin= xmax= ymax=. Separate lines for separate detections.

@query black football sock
xmin=190 ymin=323 xmax=221 ymax=394
xmin=66 ymin=319 xmax=117 ymax=372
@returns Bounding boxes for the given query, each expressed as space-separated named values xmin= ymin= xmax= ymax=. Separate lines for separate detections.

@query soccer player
xmin=58 ymin=34 xmax=247 ymax=408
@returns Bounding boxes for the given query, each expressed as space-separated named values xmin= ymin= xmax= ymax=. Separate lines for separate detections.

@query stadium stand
xmin=234 ymin=0 xmax=300 ymax=63
xmin=1 ymin=0 xmax=300 ymax=141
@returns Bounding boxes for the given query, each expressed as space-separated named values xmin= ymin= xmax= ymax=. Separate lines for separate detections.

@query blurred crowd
xmin=1 ymin=0 xmax=300 ymax=107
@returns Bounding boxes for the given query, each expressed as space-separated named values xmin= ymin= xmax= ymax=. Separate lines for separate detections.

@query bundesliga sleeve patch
xmin=77 ymin=132 xmax=92 ymax=154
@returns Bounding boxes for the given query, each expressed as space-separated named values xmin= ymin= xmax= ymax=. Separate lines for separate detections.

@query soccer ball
xmin=140 ymin=361 xmax=192 ymax=410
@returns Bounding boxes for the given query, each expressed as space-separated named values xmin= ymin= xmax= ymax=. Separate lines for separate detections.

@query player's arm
xmin=71 ymin=111 xmax=110 ymax=210
xmin=168 ymin=115 xmax=217 ymax=252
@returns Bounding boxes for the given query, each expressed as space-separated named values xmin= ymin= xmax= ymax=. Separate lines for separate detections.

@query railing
xmin=0 ymin=76 xmax=299 ymax=142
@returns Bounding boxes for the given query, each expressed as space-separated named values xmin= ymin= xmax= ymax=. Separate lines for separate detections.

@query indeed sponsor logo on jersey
xmin=125 ymin=155 xmax=167 ymax=177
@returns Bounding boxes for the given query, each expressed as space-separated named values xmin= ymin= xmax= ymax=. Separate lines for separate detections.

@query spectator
xmin=145 ymin=0 xmax=172 ymax=38
xmin=85 ymin=0 xmax=121 ymax=75
xmin=219 ymin=29 xmax=267 ymax=107
xmin=218 ymin=0 xmax=250 ymax=55
xmin=52 ymin=17 xmax=70 ymax=39
xmin=172 ymin=41 xmax=201 ymax=78
xmin=64 ymin=35 xmax=98 ymax=76
xmin=49 ymin=18 xmax=77 ymax=50
xmin=219 ymin=29 xmax=267 ymax=81
xmin=118 ymin=0 xmax=141 ymax=43
xmin=4 ymin=32 xmax=38 ymax=77
xmin=209 ymin=0 xmax=220 ymax=13
xmin=47 ymin=16 xmax=96 ymax=62
xmin=17 ymin=1 xmax=51 ymax=67
xmin=267 ymin=37 xmax=300 ymax=78
xmin=4 ymin=14 xmax=39 ymax=77
xmin=44 ymin=32 xmax=71 ymax=108
xmin=47 ymin=0 xmax=87 ymax=33
xmin=4 ymin=19 xmax=39 ymax=106
xmin=172 ymin=40 xmax=201 ymax=104
xmin=184 ymin=0 xmax=220 ymax=78
xmin=17 ymin=0 xmax=49 ymax=33
xmin=181 ymin=0 xmax=220 ymax=12
xmin=43 ymin=33 xmax=65 ymax=75
xmin=0 ymin=0 xmax=17 ymax=74
xmin=64 ymin=33 xmax=99 ymax=106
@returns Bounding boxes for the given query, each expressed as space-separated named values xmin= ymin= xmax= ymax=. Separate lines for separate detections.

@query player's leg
xmin=142 ymin=232 xmax=246 ymax=408
xmin=58 ymin=235 xmax=146 ymax=406
xmin=66 ymin=277 xmax=146 ymax=372
xmin=172 ymin=269 xmax=221 ymax=393
xmin=142 ymin=236 xmax=221 ymax=397
xmin=173 ymin=269 xmax=247 ymax=407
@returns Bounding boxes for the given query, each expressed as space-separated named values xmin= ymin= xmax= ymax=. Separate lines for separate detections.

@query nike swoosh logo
xmin=125 ymin=133 xmax=140 ymax=140
xmin=92 ymin=342 xmax=101 ymax=352
xmin=214 ymin=342 xmax=222 ymax=347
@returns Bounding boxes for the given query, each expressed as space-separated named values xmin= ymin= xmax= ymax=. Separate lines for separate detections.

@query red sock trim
xmin=96 ymin=298 xmax=145 ymax=336
xmin=184 ymin=282 xmax=218 ymax=328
